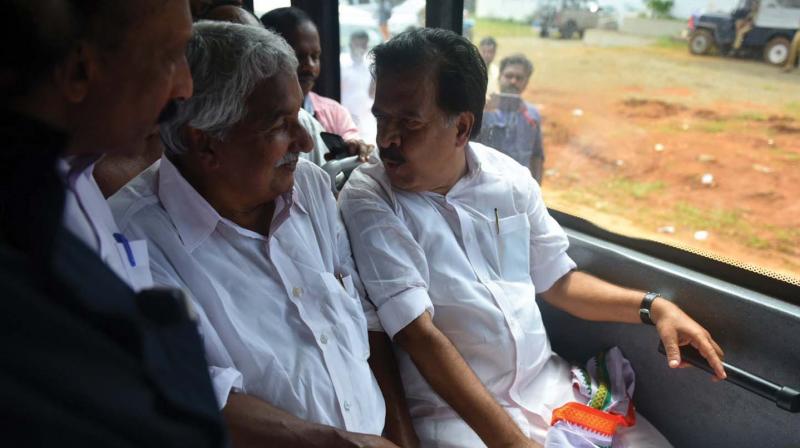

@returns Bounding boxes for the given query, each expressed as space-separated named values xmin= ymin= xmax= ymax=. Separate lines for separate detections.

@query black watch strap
xmin=639 ymin=292 xmax=661 ymax=325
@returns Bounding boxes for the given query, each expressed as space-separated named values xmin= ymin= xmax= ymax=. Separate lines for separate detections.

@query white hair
xmin=161 ymin=21 xmax=298 ymax=156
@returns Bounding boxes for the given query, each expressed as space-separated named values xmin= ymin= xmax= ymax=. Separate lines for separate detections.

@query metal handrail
xmin=658 ymin=343 xmax=800 ymax=413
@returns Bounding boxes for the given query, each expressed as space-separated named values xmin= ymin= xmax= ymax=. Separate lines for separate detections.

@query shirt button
xmin=320 ymin=334 xmax=328 ymax=345
xmin=292 ymin=287 xmax=303 ymax=298
xmin=343 ymin=400 xmax=351 ymax=412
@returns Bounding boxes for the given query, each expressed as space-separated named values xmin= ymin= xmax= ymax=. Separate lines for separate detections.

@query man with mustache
xmin=476 ymin=54 xmax=545 ymax=184
xmin=1 ymin=0 xmax=225 ymax=445
xmin=261 ymin=7 xmax=374 ymax=161
xmin=111 ymin=22 xmax=416 ymax=447
xmin=339 ymin=28 xmax=725 ymax=447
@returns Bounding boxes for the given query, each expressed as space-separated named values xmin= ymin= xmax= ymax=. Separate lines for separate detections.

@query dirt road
xmin=494 ymin=31 xmax=800 ymax=282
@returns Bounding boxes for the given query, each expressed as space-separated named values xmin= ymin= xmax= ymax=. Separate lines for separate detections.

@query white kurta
xmin=110 ymin=156 xmax=385 ymax=435
xmin=340 ymin=142 xmax=672 ymax=447
xmin=60 ymin=158 xmax=153 ymax=291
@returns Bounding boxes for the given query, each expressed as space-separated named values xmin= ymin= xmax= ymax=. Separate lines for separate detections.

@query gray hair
xmin=161 ymin=21 xmax=298 ymax=156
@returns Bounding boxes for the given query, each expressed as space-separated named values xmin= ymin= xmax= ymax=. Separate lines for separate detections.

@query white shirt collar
xmin=157 ymin=155 xmax=303 ymax=252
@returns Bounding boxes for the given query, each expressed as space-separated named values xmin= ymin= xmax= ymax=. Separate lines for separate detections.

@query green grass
xmin=697 ymin=120 xmax=729 ymax=133
xmin=652 ymin=36 xmax=686 ymax=51
xmin=672 ymin=202 xmax=744 ymax=232
xmin=473 ymin=18 xmax=538 ymax=40
xmin=606 ymin=178 xmax=666 ymax=199
xmin=736 ymin=111 xmax=768 ymax=122
xmin=786 ymin=101 xmax=800 ymax=119
xmin=550 ymin=183 xmax=795 ymax=254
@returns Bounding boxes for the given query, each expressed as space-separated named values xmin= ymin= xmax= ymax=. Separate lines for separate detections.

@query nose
xmin=172 ymin=54 xmax=193 ymax=101
xmin=376 ymin=118 xmax=401 ymax=149
xmin=291 ymin=120 xmax=313 ymax=154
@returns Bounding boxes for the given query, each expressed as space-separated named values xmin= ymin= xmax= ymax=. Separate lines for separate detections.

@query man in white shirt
xmin=52 ymin=0 xmax=198 ymax=291
xmin=111 ymin=22 xmax=416 ymax=447
xmin=339 ymin=28 xmax=726 ymax=448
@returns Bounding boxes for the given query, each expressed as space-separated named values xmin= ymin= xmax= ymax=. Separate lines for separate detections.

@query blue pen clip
xmin=113 ymin=232 xmax=137 ymax=267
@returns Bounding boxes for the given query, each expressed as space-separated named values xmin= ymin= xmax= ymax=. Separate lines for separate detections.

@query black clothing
xmin=0 ymin=110 xmax=226 ymax=447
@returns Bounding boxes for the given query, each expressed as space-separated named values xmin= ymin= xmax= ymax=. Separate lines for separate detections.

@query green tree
xmin=646 ymin=0 xmax=674 ymax=18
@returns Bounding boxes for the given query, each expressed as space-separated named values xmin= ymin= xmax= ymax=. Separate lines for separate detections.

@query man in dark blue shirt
xmin=0 ymin=1 xmax=225 ymax=446
xmin=477 ymin=54 xmax=545 ymax=184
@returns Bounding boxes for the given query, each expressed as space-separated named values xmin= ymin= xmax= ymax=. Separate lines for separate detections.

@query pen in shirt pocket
xmin=335 ymin=272 xmax=345 ymax=288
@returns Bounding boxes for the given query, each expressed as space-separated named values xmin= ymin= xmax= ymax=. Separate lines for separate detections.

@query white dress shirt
xmin=109 ymin=156 xmax=385 ymax=435
xmin=339 ymin=142 xmax=578 ymax=441
xmin=59 ymin=158 xmax=153 ymax=291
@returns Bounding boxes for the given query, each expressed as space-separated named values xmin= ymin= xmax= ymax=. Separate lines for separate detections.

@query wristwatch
xmin=639 ymin=292 xmax=661 ymax=325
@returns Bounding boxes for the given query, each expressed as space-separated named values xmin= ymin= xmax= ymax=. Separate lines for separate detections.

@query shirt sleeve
xmin=149 ymin=258 xmax=244 ymax=409
xmin=526 ymin=178 xmax=576 ymax=292
xmin=338 ymin=174 xmax=434 ymax=339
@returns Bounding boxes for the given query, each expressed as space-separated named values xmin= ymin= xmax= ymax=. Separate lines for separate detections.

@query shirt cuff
xmin=376 ymin=287 xmax=434 ymax=339
xmin=209 ymin=366 xmax=243 ymax=409
xmin=533 ymin=253 xmax=577 ymax=293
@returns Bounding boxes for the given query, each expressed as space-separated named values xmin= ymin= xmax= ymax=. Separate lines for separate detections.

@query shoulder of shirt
xmin=108 ymin=160 xmax=163 ymax=230
xmin=339 ymin=161 xmax=396 ymax=207
xmin=293 ymin=158 xmax=331 ymax=193
xmin=470 ymin=142 xmax=535 ymax=182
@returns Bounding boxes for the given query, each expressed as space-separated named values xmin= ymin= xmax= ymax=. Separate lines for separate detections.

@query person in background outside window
xmin=341 ymin=30 xmax=378 ymax=145
xmin=732 ymin=0 xmax=759 ymax=53
xmin=378 ymin=0 xmax=392 ymax=41
xmin=476 ymin=54 xmax=545 ymax=184
xmin=261 ymin=7 xmax=374 ymax=161
xmin=479 ymin=36 xmax=499 ymax=95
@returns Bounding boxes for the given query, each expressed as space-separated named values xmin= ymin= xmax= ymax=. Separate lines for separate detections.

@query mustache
xmin=157 ymin=100 xmax=180 ymax=124
xmin=379 ymin=146 xmax=405 ymax=164
xmin=275 ymin=151 xmax=300 ymax=168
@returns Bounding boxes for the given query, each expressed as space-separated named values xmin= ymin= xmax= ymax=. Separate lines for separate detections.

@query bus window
xmin=471 ymin=0 xmax=800 ymax=285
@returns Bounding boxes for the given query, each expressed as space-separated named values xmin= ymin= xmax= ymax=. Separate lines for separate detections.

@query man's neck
xmin=430 ymin=147 xmax=469 ymax=195
xmin=176 ymin=158 xmax=277 ymax=236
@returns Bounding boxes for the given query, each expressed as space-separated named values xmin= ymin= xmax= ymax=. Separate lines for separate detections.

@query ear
xmin=454 ymin=111 xmax=475 ymax=148
xmin=184 ymin=126 xmax=220 ymax=169
xmin=54 ymin=42 xmax=97 ymax=104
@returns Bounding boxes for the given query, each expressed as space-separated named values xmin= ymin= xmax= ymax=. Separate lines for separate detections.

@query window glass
xmin=338 ymin=0 xmax=427 ymax=144
xmin=254 ymin=0 xmax=291 ymax=18
xmin=471 ymin=0 xmax=800 ymax=284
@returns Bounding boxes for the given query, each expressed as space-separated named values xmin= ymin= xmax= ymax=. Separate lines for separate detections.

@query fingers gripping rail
xmin=658 ymin=343 xmax=800 ymax=413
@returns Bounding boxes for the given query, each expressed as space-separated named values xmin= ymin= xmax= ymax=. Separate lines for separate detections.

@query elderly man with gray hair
xmin=110 ymin=22 xmax=415 ymax=448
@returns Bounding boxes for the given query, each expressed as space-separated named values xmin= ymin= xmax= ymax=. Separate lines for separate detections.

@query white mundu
xmin=110 ymin=156 xmax=385 ymax=434
xmin=339 ymin=142 xmax=671 ymax=447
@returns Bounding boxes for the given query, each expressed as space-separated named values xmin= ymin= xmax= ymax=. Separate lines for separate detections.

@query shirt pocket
xmin=115 ymin=239 xmax=154 ymax=291
xmin=319 ymin=272 xmax=370 ymax=360
xmin=493 ymin=213 xmax=531 ymax=282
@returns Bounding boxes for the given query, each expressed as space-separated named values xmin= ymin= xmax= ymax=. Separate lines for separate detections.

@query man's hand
xmin=651 ymin=298 xmax=726 ymax=380
xmin=345 ymin=139 xmax=374 ymax=162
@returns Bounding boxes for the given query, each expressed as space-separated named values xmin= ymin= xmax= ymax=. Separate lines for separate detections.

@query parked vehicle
xmin=688 ymin=0 xmax=800 ymax=65
xmin=535 ymin=0 xmax=602 ymax=39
